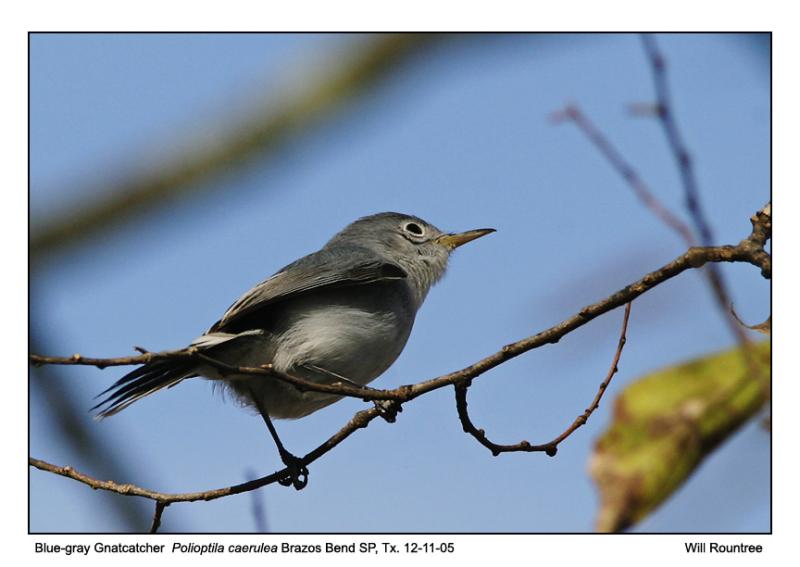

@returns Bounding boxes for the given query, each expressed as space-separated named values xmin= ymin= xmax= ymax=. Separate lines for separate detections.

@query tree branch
xmin=149 ymin=501 xmax=169 ymax=534
xmin=455 ymin=302 xmax=632 ymax=457
xmin=29 ymin=206 xmax=770 ymax=528
xmin=29 ymin=404 xmax=383 ymax=506
xmin=29 ymin=351 xmax=402 ymax=402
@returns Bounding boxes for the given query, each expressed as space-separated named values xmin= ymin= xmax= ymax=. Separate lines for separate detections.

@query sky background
xmin=29 ymin=33 xmax=770 ymax=533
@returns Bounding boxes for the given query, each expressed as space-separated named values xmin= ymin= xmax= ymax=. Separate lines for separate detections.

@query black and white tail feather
xmin=92 ymin=353 xmax=197 ymax=418
xmin=92 ymin=330 xmax=265 ymax=418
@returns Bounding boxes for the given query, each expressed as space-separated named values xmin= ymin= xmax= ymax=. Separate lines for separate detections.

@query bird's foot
xmin=277 ymin=452 xmax=309 ymax=490
xmin=373 ymin=399 xmax=403 ymax=423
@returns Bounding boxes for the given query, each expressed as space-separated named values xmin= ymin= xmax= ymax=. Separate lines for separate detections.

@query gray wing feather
xmin=95 ymin=248 xmax=405 ymax=417
xmin=209 ymin=245 xmax=406 ymax=332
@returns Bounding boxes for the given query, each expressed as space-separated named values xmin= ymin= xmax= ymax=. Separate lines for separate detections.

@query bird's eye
xmin=404 ymin=222 xmax=424 ymax=236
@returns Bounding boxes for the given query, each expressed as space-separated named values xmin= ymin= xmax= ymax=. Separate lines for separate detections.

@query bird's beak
xmin=436 ymin=228 xmax=496 ymax=250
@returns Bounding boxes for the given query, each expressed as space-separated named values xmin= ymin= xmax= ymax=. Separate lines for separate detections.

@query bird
xmin=93 ymin=212 xmax=494 ymax=487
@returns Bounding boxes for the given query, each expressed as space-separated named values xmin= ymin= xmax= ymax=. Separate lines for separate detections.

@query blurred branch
xmin=29 ymin=205 xmax=770 ymax=529
xmin=640 ymin=34 xmax=712 ymax=248
xmin=246 ymin=468 xmax=269 ymax=533
xmin=551 ymin=104 xmax=696 ymax=246
xmin=30 ymin=34 xmax=442 ymax=260
xmin=554 ymin=35 xmax=770 ymax=400
xmin=548 ymin=37 xmax=770 ymax=531
xmin=29 ymin=331 xmax=150 ymax=531
xmin=640 ymin=34 xmax=768 ymax=394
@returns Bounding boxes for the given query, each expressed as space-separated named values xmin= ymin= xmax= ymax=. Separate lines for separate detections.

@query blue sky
xmin=29 ymin=33 xmax=770 ymax=533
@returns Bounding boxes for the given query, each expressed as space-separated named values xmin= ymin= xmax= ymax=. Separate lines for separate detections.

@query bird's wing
xmin=208 ymin=245 xmax=407 ymax=333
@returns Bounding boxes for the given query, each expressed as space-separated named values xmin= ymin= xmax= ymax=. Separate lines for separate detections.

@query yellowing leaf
xmin=589 ymin=341 xmax=770 ymax=532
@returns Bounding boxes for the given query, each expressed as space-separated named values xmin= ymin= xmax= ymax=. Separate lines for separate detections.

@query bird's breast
xmin=271 ymin=284 xmax=415 ymax=385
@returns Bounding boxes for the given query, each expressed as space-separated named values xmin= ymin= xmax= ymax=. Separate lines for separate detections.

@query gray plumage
xmin=94 ymin=212 xmax=493 ymax=419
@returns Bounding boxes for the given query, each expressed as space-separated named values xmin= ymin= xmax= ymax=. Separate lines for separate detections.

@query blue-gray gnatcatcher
xmin=94 ymin=212 xmax=493 ymax=486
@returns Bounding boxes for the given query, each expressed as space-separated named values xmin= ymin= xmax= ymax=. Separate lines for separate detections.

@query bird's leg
xmin=261 ymin=411 xmax=309 ymax=490
xmin=303 ymin=364 xmax=402 ymax=422
xmin=247 ymin=386 xmax=308 ymax=490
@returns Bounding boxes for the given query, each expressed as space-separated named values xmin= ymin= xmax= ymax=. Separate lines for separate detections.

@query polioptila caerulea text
xmin=94 ymin=212 xmax=494 ymax=487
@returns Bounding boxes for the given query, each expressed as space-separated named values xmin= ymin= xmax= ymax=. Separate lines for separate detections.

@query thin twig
xmin=641 ymin=34 xmax=769 ymax=392
xmin=29 ymin=406 xmax=382 ymax=505
xmin=29 ymin=351 xmax=401 ymax=402
xmin=730 ymin=306 xmax=771 ymax=335
xmin=640 ymin=34 xmax=712 ymax=248
xmin=544 ymin=301 xmax=632 ymax=446
xmin=551 ymin=104 xmax=696 ymax=246
xmin=554 ymin=38 xmax=770 ymax=396
xmin=455 ymin=302 xmax=632 ymax=457
xmin=149 ymin=501 xmax=169 ymax=533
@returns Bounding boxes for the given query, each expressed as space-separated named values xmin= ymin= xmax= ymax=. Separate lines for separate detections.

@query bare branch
xmin=149 ymin=501 xmax=169 ymax=534
xmin=455 ymin=302 xmax=632 ymax=457
xmin=29 ymin=405 xmax=383 ymax=506
xmin=29 ymin=333 xmax=149 ymax=530
xmin=404 ymin=234 xmax=767 ymax=402
xmin=730 ymin=306 xmax=771 ymax=336
xmin=29 ymin=351 xmax=402 ymax=402
xmin=29 ymin=208 xmax=770 ymax=520
xmin=542 ymin=301 xmax=632 ymax=447
xmin=741 ymin=202 xmax=772 ymax=279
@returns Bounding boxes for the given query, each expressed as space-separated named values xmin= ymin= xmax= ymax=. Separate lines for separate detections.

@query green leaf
xmin=589 ymin=341 xmax=770 ymax=532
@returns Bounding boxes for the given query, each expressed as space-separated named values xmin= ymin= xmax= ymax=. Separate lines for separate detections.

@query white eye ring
xmin=403 ymin=222 xmax=424 ymax=236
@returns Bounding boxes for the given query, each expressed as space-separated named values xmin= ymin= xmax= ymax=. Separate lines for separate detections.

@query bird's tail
xmin=92 ymin=356 xmax=197 ymax=418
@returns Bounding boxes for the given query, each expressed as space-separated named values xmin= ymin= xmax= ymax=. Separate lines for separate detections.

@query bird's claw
xmin=374 ymin=399 xmax=402 ymax=423
xmin=277 ymin=453 xmax=309 ymax=490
